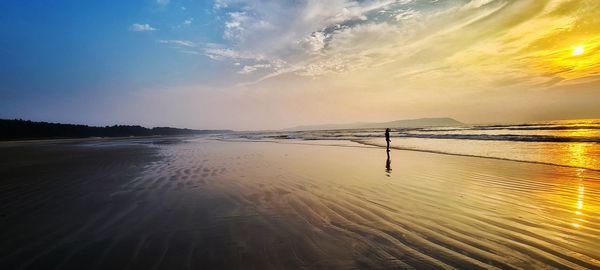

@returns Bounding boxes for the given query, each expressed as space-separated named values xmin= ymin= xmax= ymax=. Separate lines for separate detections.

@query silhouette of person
xmin=385 ymin=128 xmax=391 ymax=152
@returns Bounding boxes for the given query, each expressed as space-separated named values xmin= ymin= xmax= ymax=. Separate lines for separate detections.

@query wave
xmin=234 ymin=133 xmax=600 ymax=143
xmin=396 ymin=133 xmax=600 ymax=143
xmin=422 ymin=125 xmax=600 ymax=131
xmin=474 ymin=125 xmax=600 ymax=131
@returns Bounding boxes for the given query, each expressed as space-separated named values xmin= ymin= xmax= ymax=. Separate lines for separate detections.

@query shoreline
xmin=0 ymin=134 xmax=207 ymax=146
xmin=216 ymin=137 xmax=600 ymax=173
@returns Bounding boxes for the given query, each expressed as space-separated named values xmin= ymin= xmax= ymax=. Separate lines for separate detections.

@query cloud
xmin=159 ymin=40 xmax=196 ymax=47
xmin=205 ymin=0 xmax=600 ymax=90
xmin=299 ymin=31 xmax=328 ymax=54
xmin=179 ymin=50 xmax=201 ymax=55
xmin=203 ymin=47 xmax=265 ymax=61
xmin=129 ymin=23 xmax=157 ymax=32
xmin=183 ymin=18 xmax=193 ymax=26
xmin=223 ymin=12 xmax=273 ymax=41
xmin=394 ymin=9 xmax=420 ymax=21
xmin=162 ymin=0 xmax=600 ymax=128
xmin=238 ymin=64 xmax=271 ymax=74
xmin=208 ymin=0 xmax=420 ymax=79
xmin=461 ymin=0 xmax=496 ymax=10
xmin=156 ymin=0 xmax=170 ymax=6
xmin=213 ymin=0 xmax=228 ymax=9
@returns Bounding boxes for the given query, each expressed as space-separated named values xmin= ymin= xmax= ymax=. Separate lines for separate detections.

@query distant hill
xmin=0 ymin=119 xmax=232 ymax=141
xmin=286 ymin=117 xmax=465 ymax=131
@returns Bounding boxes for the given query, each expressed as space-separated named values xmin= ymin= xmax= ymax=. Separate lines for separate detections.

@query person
xmin=385 ymin=128 xmax=391 ymax=152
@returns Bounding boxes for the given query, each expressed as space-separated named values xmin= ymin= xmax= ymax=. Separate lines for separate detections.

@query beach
xmin=1 ymin=137 xmax=599 ymax=269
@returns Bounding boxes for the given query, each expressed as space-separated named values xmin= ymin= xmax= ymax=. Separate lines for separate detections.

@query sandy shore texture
xmin=1 ymin=137 xmax=599 ymax=269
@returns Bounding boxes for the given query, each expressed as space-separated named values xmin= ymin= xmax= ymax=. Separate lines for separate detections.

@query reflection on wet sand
xmin=572 ymin=183 xmax=585 ymax=228
xmin=385 ymin=150 xmax=392 ymax=176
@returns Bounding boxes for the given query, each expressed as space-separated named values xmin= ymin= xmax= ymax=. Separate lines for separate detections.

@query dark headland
xmin=0 ymin=119 xmax=232 ymax=141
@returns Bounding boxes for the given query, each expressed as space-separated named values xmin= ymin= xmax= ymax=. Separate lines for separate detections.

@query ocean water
xmin=221 ymin=119 xmax=600 ymax=170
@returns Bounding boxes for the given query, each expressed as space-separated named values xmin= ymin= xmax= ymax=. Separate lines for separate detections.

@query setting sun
xmin=573 ymin=45 xmax=585 ymax=56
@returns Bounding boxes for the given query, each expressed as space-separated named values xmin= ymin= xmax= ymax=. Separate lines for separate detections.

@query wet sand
xmin=1 ymin=137 xmax=599 ymax=269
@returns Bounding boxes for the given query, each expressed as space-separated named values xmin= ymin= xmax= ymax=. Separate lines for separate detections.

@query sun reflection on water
xmin=572 ymin=183 xmax=585 ymax=228
xmin=561 ymin=127 xmax=595 ymax=169
xmin=562 ymin=130 xmax=590 ymax=229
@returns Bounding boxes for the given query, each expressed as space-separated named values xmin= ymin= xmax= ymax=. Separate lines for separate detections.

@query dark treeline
xmin=0 ymin=119 xmax=232 ymax=140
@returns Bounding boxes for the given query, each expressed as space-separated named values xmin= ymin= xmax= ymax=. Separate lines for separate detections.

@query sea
xmin=220 ymin=119 xmax=600 ymax=171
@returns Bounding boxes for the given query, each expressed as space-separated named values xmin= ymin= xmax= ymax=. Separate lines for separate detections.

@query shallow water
xmin=224 ymin=119 xmax=600 ymax=170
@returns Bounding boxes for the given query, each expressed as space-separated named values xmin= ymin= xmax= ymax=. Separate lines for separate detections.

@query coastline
xmin=217 ymin=137 xmax=600 ymax=172
xmin=0 ymin=135 xmax=185 ymax=146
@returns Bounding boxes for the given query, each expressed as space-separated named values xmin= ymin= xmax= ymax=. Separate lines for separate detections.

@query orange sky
xmin=133 ymin=0 xmax=600 ymax=130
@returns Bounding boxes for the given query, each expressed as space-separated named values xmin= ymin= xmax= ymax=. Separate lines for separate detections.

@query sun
xmin=572 ymin=45 xmax=585 ymax=56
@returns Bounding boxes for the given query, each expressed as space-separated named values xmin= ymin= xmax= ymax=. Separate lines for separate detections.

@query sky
xmin=1 ymin=0 xmax=599 ymax=130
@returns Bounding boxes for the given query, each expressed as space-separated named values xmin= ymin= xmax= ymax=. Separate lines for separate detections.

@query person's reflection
xmin=385 ymin=128 xmax=392 ymax=176
xmin=385 ymin=150 xmax=392 ymax=176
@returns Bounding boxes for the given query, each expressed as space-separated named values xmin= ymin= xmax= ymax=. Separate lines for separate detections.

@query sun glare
xmin=572 ymin=45 xmax=585 ymax=56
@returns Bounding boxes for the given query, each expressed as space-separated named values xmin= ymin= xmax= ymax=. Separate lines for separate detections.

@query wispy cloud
xmin=156 ymin=0 xmax=170 ymax=6
xmin=137 ymin=0 xmax=600 ymax=128
xmin=238 ymin=64 xmax=271 ymax=74
xmin=179 ymin=50 xmax=201 ymax=55
xmin=129 ymin=23 xmax=157 ymax=32
xmin=213 ymin=0 xmax=228 ymax=9
xmin=203 ymin=46 xmax=265 ymax=62
xmin=159 ymin=40 xmax=195 ymax=47
xmin=394 ymin=9 xmax=420 ymax=21
xmin=204 ymin=0 xmax=600 ymax=91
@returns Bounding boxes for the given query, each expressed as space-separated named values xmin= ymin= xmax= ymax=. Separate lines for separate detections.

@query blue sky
xmin=1 ymin=0 xmax=599 ymax=129
xmin=1 ymin=0 xmax=229 ymax=125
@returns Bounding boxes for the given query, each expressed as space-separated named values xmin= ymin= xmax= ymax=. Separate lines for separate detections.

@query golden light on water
xmin=572 ymin=184 xmax=585 ymax=229
xmin=560 ymin=128 xmax=593 ymax=230
xmin=572 ymin=45 xmax=585 ymax=56
xmin=577 ymin=185 xmax=584 ymax=210
xmin=562 ymin=127 xmax=595 ymax=169
xmin=565 ymin=143 xmax=592 ymax=168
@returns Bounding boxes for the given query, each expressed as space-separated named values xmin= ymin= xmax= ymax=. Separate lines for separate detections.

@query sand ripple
xmin=1 ymin=138 xmax=599 ymax=269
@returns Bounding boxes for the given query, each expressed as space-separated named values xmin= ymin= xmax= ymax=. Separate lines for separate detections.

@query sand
xmin=0 ymin=137 xmax=599 ymax=269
